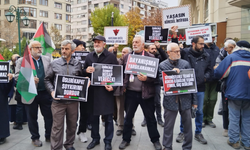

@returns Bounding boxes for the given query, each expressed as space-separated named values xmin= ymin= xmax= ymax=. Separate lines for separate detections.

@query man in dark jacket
xmin=159 ymin=42 xmax=197 ymax=150
xmin=44 ymin=40 xmax=82 ymax=150
xmin=83 ymin=36 xmax=118 ymax=150
xmin=176 ymin=36 xmax=211 ymax=145
xmin=214 ymin=41 xmax=250 ymax=149
xmin=202 ymin=40 xmax=220 ymax=128
xmin=119 ymin=35 xmax=162 ymax=150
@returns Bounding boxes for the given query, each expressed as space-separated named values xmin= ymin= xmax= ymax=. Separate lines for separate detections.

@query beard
xmin=133 ymin=45 xmax=142 ymax=52
xmin=170 ymin=55 xmax=180 ymax=60
xmin=195 ymin=45 xmax=203 ymax=52
xmin=31 ymin=51 xmax=42 ymax=58
xmin=94 ymin=47 xmax=103 ymax=53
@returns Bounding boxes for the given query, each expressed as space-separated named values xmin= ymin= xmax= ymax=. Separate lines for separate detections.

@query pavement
xmin=0 ymin=92 xmax=243 ymax=150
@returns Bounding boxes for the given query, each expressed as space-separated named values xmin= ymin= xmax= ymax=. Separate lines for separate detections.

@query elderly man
xmin=44 ymin=40 xmax=82 ymax=150
xmin=176 ymin=36 xmax=211 ymax=145
xmin=84 ymin=35 xmax=118 ymax=150
xmin=119 ymin=35 xmax=162 ymax=150
xmin=214 ymin=41 xmax=250 ymax=149
xmin=73 ymin=39 xmax=86 ymax=51
xmin=159 ymin=43 xmax=197 ymax=150
xmin=15 ymin=41 xmax=53 ymax=147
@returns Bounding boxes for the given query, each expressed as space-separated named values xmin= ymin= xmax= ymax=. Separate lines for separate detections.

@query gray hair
xmin=61 ymin=40 xmax=76 ymax=51
xmin=224 ymin=40 xmax=236 ymax=48
xmin=28 ymin=41 xmax=41 ymax=49
xmin=123 ymin=47 xmax=132 ymax=52
xmin=134 ymin=35 xmax=145 ymax=44
xmin=167 ymin=43 xmax=178 ymax=51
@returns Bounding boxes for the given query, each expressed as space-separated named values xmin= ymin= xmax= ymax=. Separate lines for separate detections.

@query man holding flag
xmin=15 ymin=41 xmax=53 ymax=147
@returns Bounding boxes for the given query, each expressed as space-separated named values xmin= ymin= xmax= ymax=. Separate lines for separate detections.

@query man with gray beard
xmin=83 ymin=35 xmax=118 ymax=150
xmin=15 ymin=41 xmax=53 ymax=147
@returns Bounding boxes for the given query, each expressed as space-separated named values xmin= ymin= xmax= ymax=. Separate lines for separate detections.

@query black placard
xmin=162 ymin=69 xmax=197 ymax=95
xmin=72 ymin=51 xmax=89 ymax=67
xmin=54 ymin=74 xmax=89 ymax=102
xmin=91 ymin=63 xmax=123 ymax=86
xmin=124 ymin=54 xmax=159 ymax=78
xmin=144 ymin=26 xmax=169 ymax=44
xmin=0 ymin=61 xmax=9 ymax=83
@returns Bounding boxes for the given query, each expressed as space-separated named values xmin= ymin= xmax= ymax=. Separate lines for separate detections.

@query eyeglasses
xmin=32 ymin=47 xmax=43 ymax=49
xmin=197 ymin=43 xmax=205 ymax=46
xmin=170 ymin=50 xmax=180 ymax=54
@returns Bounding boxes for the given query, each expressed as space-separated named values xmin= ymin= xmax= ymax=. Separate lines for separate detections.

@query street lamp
xmin=5 ymin=5 xmax=30 ymax=56
xmin=111 ymin=12 xmax=114 ymax=26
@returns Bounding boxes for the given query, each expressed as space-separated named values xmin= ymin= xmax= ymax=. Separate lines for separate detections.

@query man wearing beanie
xmin=73 ymin=39 xmax=86 ymax=51
xmin=214 ymin=40 xmax=250 ymax=149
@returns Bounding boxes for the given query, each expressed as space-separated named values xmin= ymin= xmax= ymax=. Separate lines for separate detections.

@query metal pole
xmin=17 ymin=8 xmax=21 ymax=56
xmin=111 ymin=12 xmax=114 ymax=26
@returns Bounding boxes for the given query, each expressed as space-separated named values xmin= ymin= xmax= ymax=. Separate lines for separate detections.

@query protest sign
xmin=124 ymin=54 xmax=159 ymax=78
xmin=162 ymin=5 xmax=191 ymax=29
xmin=0 ymin=61 xmax=9 ymax=83
xmin=104 ymin=26 xmax=128 ymax=45
xmin=54 ymin=75 xmax=89 ymax=102
xmin=144 ymin=26 xmax=169 ymax=45
xmin=91 ymin=63 xmax=123 ymax=86
xmin=185 ymin=26 xmax=212 ymax=45
xmin=162 ymin=69 xmax=197 ymax=95
xmin=72 ymin=51 xmax=89 ymax=67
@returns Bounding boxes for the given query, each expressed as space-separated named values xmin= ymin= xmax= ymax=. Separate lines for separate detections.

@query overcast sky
xmin=162 ymin=0 xmax=179 ymax=7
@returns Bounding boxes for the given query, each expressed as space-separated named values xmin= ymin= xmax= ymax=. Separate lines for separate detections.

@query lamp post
xmin=111 ymin=12 xmax=114 ymax=26
xmin=5 ymin=5 xmax=29 ymax=56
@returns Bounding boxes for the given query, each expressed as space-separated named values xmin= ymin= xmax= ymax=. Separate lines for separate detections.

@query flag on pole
xmin=33 ymin=22 xmax=55 ymax=55
xmin=16 ymin=43 xmax=37 ymax=103
xmin=0 ymin=54 xmax=4 ymax=61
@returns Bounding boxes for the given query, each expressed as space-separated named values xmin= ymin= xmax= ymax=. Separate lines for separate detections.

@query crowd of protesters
xmin=0 ymin=25 xmax=250 ymax=150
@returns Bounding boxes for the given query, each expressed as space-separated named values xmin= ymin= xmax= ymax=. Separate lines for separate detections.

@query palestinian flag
xmin=0 ymin=54 xmax=4 ymax=61
xmin=16 ymin=43 xmax=37 ymax=103
xmin=33 ymin=22 xmax=55 ymax=55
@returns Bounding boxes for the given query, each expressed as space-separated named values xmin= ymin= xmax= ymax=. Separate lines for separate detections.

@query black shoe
xmin=45 ymin=138 xmax=50 ymax=142
xmin=87 ymin=140 xmax=100 ymax=149
xmin=32 ymin=139 xmax=42 ymax=147
xmin=87 ymin=124 xmax=92 ymax=130
xmin=218 ymin=111 xmax=223 ymax=115
xmin=153 ymin=141 xmax=162 ymax=150
xmin=207 ymin=121 xmax=216 ymax=128
xmin=13 ymin=124 xmax=23 ymax=130
xmin=105 ymin=143 xmax=112 ymax=150
xmin=131 ymin=129 xmax=136 ymax=136
xmin=202 ymin=121 xmax=206 ymax=128
xmin=195 ymin=133 xmax=207 ymax=144
xmin=176 ymin=132 xmax=184 ymax=143
xmin=157 ymin=120 xmax=164 ymax=127
xmin=66 ymin=147 xmax=75 ymax=150
xmin=141 ymin=119 xmax=147 ymax=127
xmin=0 ymin=138 xmax=6 ymax=145
xmin=116 ymin=130 xmax=123 ymax=136
xmin=119 ymin=140 xmax=129 ymax=149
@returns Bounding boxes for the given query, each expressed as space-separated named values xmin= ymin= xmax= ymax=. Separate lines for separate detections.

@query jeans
xmin=228 ymin=100 xmax=250 ymax=147
xmin=16 ymin=101 xmax=27 ymax=124
xmin=180 ymin=92 xmax=204 ymax=134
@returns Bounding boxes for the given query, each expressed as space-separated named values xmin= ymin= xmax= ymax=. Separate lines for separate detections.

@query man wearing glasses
xmin=15 ymin=41 xmax=53 ymax=147
xmin=176 ymin=36 xmax=211 ymax=145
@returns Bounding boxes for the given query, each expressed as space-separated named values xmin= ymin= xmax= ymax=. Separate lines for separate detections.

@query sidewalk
xmin=0 ymin=93 xmax=242 ymax=150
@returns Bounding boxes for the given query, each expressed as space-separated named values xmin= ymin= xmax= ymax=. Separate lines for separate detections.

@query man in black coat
xmin=84 ymin=36 xmax=118 ymax=150
xmin=176 ymin=36 xmax=211 ymax=145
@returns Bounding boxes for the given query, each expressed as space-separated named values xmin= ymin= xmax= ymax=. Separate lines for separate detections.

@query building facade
xmin=178 ymin=0 xmax=250 ymax=46
xmin=0 ymin=0 xmax=72 ymax=40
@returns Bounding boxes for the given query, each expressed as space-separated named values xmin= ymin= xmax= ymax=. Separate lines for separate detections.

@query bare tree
xmin=48 ymin=25 xmax=66 ymax=49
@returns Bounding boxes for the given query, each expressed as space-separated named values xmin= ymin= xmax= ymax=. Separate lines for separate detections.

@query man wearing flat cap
xmin=83 ymin=35 xmax=118 ymax=150
xmin=73 ymin=39 xmax=86 ymax=51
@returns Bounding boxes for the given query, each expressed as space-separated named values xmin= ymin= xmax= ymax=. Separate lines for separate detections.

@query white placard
xmin=104 ymin=26 xmax=128 ymax=45
xmin=185 ymin=26 xmax=212 ymax=45
xmin=162 ymin=5 xmax=191 ymax=29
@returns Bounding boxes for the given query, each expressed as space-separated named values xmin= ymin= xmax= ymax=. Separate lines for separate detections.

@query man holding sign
xmin=158 ymin=43 xmax=197 ymax=150
xmin=119 ymin=35 xmax=162 ymax=150
xmin=83 ymin=35 xmax=118 ymax=150
xmin=44 ymin=40 xmax=82 ymax=150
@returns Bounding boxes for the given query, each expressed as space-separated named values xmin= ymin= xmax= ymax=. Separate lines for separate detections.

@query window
xmin=55 ymin=13 xmax=62 ymax=19
xmin=66 ymin=25 xmax=71 ymax=33
xmin=88 ymin=19 xmax=91 ymax=25
xmin=66 ymin=4 xmax=71 ymax=12
xmin=66 ymin=14 xmax=71 ymax=22
xmin=55 ymin=2 xmax=62 ymax=9
xmin=82 ymin=6 xmax=87 ymax=10
xmin=20 ymin=19 xmax=37 ymax=29
xmin=18 ymin=0 xmax=37 ymax=5
xmin=82 ymin=35 xmax=87 ymax=39
xmin=104 ymin=2 xmax=109 ymax=6
xmin=39 ymin=21 xmax=48 ymax=29
xmin=81 ymin=28 xmax=86 ymax=32
xmin=81 ymin=20 xmax=87 ymax=25
xmin=54 ymin=24 xmax=62 ymax=30
xmin=121 ymin=12 xmax=124 ymax=14
xmin=66 ymin=35 xmax=71 ymax=40
xmin=5 ymin=0 xmax=10 ymax=4
xmin=20 ymin=7 xmax=37 ymax=17
xmin=140 ymin=10 xmax=144 ymax=15
xmin=121 ymin=4 xmax=124 ymax=9
xmin=23 ymin=32 xmax=35 ymax=40
xmin=147 ymin=6 xmax=151 ymax=10
xmin=114 ymin=4 xmax=118 ymax=8
xmin=129 ymin=6 xmax=131 ymax=10
xmin=94 ymin=4 xmax=98 ymax=8
xmin=39 ymin=0 xmax=48 ymax=6
xmin=205 ymin=0 xmax=209 ymax=19
xmin=40 ymin=10 xmax=48 ymax=17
